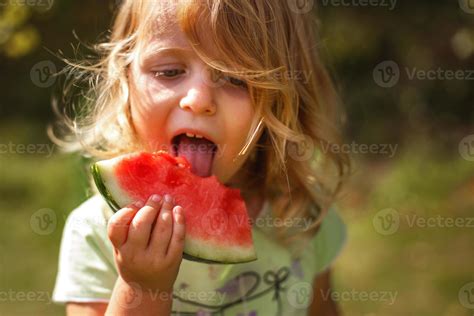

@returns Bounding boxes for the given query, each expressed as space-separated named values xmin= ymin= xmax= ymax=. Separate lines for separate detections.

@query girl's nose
xmin=179 ymin=72 xmax=217 ymax=116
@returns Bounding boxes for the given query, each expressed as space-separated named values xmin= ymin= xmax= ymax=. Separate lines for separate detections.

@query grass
xmin=333 ymin=141 xmax=474 ymax=316
xmin=0 ymin=120 xmax=90 ymax=316
xmin=1 ymin=120 xmax=473 ymax=315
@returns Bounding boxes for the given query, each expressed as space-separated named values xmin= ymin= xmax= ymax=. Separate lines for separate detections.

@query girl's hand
xmin=106 ymin=194 xmax=186 ymax=294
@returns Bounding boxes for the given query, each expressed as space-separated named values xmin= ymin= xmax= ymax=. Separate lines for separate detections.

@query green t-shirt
xmin=52 ymin=194 xmax=346 ymax=315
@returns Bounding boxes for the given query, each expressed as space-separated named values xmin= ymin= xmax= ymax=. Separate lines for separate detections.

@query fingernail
xmin=174 ymin=207 xmax=183 ymax=224
xmin=152 ymin=194 xmax=162 ymax=202
xmin=164 ymin=194 xmax=173 ymax=204
xmin=134 ymin=201 xmax=144 ymax=208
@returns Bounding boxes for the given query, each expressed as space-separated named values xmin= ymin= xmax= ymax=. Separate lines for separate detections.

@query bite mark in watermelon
xmin=91 ymin=151 xmax=257 ymax=264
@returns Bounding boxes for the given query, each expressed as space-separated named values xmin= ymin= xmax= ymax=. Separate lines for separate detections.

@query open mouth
xmin=171 ymin=133 xmax=217 ymax=177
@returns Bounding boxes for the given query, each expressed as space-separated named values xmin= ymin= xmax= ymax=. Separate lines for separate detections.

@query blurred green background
xmin=0 ymin=0 xmax=473 ymax=315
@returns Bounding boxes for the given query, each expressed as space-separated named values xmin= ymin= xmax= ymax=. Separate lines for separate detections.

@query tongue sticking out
xmin=176 ymin=135 xmax=216 ymax=177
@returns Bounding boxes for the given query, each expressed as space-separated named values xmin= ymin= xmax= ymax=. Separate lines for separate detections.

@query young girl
xmin=50 ymin=0 xmax=350 ymax=315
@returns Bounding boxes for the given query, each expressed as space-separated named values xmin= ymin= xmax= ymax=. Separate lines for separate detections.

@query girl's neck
xmin=247 ymin=193 xmax=265 ymax=222
xmin=226 ymin=171 xmax=265 ymax=222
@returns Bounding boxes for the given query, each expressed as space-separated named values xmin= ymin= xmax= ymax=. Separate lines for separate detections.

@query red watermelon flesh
xmin=91 ymin=151 xmax=257 ymax=264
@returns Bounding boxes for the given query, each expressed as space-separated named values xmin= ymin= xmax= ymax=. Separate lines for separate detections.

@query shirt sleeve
xmin=51 ymin=195 xmax=118 ymax=304
xmin=300 ymin=206 xmax=347 ymax=278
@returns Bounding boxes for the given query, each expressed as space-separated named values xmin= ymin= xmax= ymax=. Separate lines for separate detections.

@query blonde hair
xmin=49 ymin=0 xmax=351 ymax=258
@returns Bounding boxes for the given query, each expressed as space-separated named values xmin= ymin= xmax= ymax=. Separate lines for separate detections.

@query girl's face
xmin=128 ymin=17 xmax=256 ymax=185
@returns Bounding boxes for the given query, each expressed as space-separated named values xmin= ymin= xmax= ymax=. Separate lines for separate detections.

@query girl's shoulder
xmin=252 ymin=201 xmax=347 ymax=276
xmin=302 ymin=205 xmax=347 ymax=273
xmin=64 ymin=194 xmax=112 ymax=233
xmin=52 ymin=195 xmax=118 ymax=304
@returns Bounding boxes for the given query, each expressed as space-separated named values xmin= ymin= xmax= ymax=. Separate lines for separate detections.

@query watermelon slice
xmin=91 ymin=151 xmax=257 ymax=264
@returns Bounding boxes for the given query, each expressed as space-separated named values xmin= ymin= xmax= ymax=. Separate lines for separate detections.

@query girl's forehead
xmin=138 ymin=0 xmax=234 ymax=67
xmin=149 ymin=1 xmax=181 ymax=38
xmin=142 ymin=17 xmax=221 ymax=63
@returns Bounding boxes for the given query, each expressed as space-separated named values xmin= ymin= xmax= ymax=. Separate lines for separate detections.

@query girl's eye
xmin=154 ymin=69 xmax=186 ymax=78
xmin=225 ymin=76 xmax=248 ymax=89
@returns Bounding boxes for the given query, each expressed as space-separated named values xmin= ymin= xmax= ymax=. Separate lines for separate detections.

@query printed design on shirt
xmin=171 ymin=266 xmax=291 ymax=315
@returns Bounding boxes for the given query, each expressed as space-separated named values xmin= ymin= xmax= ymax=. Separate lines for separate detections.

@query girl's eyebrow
xmin=142 ymin=46 xmax=195 ymax=62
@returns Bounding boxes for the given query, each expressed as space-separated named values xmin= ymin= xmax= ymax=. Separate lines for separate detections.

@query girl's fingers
xmin=107 ymin=203 xmax=140 ymax=249
xmin=127 ymin=195 xmax=163 ymax=249
xmin=148 ymin=195 xmax=175 ymax=256
xmin=166 ymin=206 xmax=186 ymax=259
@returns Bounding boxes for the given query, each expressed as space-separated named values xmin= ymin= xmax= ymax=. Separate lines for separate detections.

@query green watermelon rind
xmin=91 ymin=163 xmax=121 ymax=212
xmin=91 ymin=162 xmax=257 ymax=265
